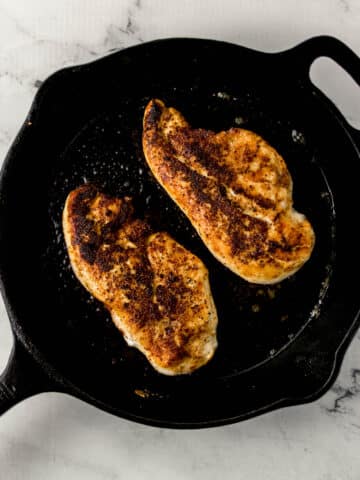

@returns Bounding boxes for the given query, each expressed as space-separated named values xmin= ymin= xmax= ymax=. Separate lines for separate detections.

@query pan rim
xmin=0 ymin=35 xmax=359 ymax=427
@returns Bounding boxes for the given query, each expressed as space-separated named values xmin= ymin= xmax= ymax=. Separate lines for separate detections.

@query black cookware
xmin=0 ymin=36 xmax=359 ymax=428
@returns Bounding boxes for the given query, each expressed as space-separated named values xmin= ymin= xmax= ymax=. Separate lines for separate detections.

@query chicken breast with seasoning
xmin=63 ymin=184 xmax=217 ymax=375
xmin=143 ymin=99 xmax=315 ymax=284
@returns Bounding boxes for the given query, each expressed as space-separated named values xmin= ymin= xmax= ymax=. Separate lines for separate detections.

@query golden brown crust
xmin=63 ymin=184 xmax=217 ymax=375
xmin=142 ymin=99 xmax=315 ymax=284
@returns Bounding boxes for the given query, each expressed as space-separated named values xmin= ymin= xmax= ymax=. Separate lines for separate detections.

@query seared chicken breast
xmin=63 ymin=184 xmax=217 ymax=375
xmin=143 ymin=99 xmax=315 ymax=284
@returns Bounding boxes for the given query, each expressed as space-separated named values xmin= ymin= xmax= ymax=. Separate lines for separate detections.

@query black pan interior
xmin=45 ymin=85 xmax=334 ymax=388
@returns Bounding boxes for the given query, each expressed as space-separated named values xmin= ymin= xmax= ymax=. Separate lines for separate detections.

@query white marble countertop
xmin=0 ymin=1 xmax=360 ymax=479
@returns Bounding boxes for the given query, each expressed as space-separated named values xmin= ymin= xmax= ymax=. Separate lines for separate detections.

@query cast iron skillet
xmin=0 ymin=36 xmax=359 ymax=428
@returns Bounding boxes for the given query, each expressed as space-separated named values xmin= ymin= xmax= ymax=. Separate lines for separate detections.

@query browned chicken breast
xmin=143 ymin=99 xmax=315 ymax=284
xmin=63 ymin=185 xmax=217 ymax=375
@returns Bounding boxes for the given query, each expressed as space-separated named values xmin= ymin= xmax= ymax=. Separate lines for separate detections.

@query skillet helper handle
xmin=295 ymin=35 xmax=360 ymax=85
xmin=294 ymin=35 xmax=360 ymax=144
xmin=0 ymin=339 xmax=51 ymax=415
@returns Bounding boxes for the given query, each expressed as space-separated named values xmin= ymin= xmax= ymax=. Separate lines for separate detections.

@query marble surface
xmin=0 ymin=0 xmax=360 ymax=478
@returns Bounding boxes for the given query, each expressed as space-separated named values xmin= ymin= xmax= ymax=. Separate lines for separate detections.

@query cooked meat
xmin=142 ymin=99 xmax=315 ymax=284
xmin=63 ymin=184 xmax=217 ymax=375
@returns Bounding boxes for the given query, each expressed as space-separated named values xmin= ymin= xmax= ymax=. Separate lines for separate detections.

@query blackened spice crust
xmin=142 ymin=99 xmax=315 ymax=283
xmin=64 ymin=184 xmax=216 ymax=373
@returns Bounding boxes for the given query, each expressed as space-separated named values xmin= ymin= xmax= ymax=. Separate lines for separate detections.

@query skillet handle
xmin=0 ymin=339 xmax=52 ymax=415
xmin=293 ymin=35 xmax=360 ymax=87
xmin=292 ymin=35 xmax=360 ymax=145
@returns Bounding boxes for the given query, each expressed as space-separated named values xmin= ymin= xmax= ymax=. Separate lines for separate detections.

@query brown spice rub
xmin=63 ymin=184 xmax=218 ymax=375
xmin=142 ymin=99 xmax=315 ymax=284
